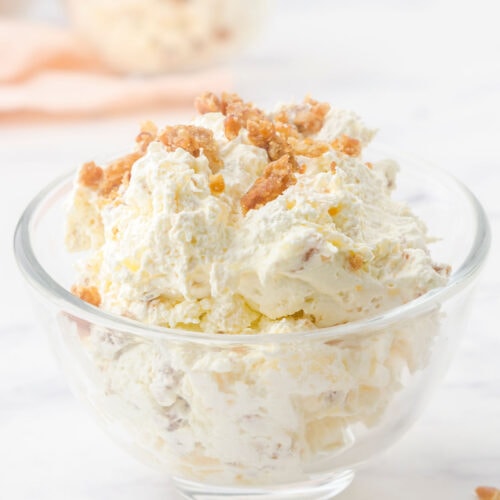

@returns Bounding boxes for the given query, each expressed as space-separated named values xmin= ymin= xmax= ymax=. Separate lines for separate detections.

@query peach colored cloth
xmin=0 ymin=19 xmax=231 ymax=116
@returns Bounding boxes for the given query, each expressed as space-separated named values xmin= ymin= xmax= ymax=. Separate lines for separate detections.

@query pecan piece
xmin=241 ymin=154 xmax=297 ymax=214
xmin=159 ymin=124 xmax=222 ymax=172
xmin=79 ymin=161 xmax=103 ymax=189
xmin=194 ymin=91 xmax=222 ymax=114
xmin=224 ymin=114 xmax=242 ymax=140
xmin=291 ymin=97 xmax=330 ymax=135
xmin=99 ymin=152 xmax=142 ymax=197
xmin=247 ymin=119 xmax=295 ymax=164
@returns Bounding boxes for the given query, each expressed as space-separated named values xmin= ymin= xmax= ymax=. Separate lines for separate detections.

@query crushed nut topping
xmin=288 ymin=137 xmax=330 ymax=158
xmin=79 ymin=161 xmax=103 ymax=189
xmin=286 ymin=97 xmax=331 ymax=135
xmin=274 ymin=115 xmax=300 ymax=140
xmin=209 ymin=173 xmax=225 ymax=195
xmin=76 ymin=92 xmax=367 ymax=217
xmin=220 ymin=92 xmax=266 ymax=124
xmin=194 ymin=91 xmax=222 ymax=114
xmin=99 ymin=152 xmax=142 ymax=198
xmin=71 ymin=285 xmax=101 ymax=307
xmin=476 ymin=487 xmax=500 ymax=500
xmin=159 ymin=125 xmax=222 ymax=172
xmin=241 ymin=154 xmax=297 ymax=215
xmin=332 ymin=134 xmax=362 ymax=157
xmin=224 ymin=114 xmax=242 ymax=140
xmin=136 ymin=120 xmax=158 ymax=152
xmin=247 ymin=119 xmax=296 ymax=166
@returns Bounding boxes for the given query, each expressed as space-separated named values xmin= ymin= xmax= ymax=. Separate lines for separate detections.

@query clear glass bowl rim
xmin=14 ymin=146 xmax=491 ymax=345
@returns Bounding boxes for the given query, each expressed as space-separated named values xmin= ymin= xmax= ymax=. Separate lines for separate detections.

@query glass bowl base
xmin=173 ymin=470 xmax=355 ymax=500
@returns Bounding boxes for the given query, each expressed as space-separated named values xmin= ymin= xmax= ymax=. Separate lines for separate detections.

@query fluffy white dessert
xmin=67 ymin=96 xmax=447 ymax=333
xmin=65 ymin=93 xmax=450 ymax=484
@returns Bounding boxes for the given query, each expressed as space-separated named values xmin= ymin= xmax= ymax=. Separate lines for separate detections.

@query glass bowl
xmin=14 ymin=146 xmax=490 ymax=500
xmin=64 ymin=0 xmax=266 ymax=75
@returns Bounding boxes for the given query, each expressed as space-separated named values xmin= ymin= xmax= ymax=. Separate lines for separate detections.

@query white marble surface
xmin=1 ymin=1 xmax=499 ymax=499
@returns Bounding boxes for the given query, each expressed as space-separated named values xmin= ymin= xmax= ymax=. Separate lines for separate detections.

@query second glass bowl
xmin=65 ymin=0 xmax=266 ymax=74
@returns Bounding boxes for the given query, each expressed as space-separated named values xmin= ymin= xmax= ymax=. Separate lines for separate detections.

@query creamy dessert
xmin=64 ymin=93 xmax=450 ymax=484
xmin=66 ymin=0 xmax=264 ymax=74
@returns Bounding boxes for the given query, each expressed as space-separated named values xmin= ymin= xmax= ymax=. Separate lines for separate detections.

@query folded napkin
xmin=0 ymin=19 xmax=231 ymax=117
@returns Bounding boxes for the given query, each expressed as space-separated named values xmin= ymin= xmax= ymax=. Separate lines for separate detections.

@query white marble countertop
xmin=1 ymin=1 xmax=499 ymax=499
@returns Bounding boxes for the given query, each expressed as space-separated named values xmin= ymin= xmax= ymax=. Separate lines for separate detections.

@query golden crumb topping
xmin=241 ymin=154 xmax=297 ymax=214
xmin=79 ymin=161 xmax=103 ymax=189
xmin=159 ymin=125 xmax=222 ymax=173
xmin=223 ymin=114 xmax=242 ymax=141
xmin=75 ymin=92 xmax=367 ymax=219
xmin=288 ymin=137 xmax=330 ymax=158
xmin=194 ymin=91 xmax=222 ymax=114
xmin=99 ymin=152 xmax=141 ymax=198
xmin=282 ymin=97 xmax=331 ymax=135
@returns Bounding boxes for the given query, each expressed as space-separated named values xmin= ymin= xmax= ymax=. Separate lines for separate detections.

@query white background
xmin=1 ymin=1 xmax=499 ymax=498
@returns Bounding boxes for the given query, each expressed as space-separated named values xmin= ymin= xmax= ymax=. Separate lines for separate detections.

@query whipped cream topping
xmin=67 ymin=102 xmax=447 ymax=334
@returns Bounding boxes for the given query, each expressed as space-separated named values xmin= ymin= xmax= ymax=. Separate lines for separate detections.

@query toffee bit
xmin=220 ymin=92 xmax=243 ymax=115
xmin=71 ymin=285 xmax=101 ymax=307
xmin=274 ymin=119 xmax=300 ymax=139
xmin=246 ymin=118 xmax=273 ymax=147
xmin=332 ymin=134 xmax=362 ymax=157
xmin=348 ymin=252 xmax=364 ymax=271
xmin=209 ymin=173 xmax=225 ymax=195
xmin=194 ymin=91 xmax=221 ymax=114
xmin=330 ymin=161 xmax=337 ymax=173
xmin=159 ymin=124 xmax=222 ymax=173
xmin=79 ymin=161 xmax=103 ymax=189
xmin=220 ymin=92 xmax=267 ymax=124
xmin=224 ymin=114 xmax=242 ymax=140
xmin=288 ymin=137 xmax=330 ymax=158
xmin=292 ymin=97 xmax=331 ymax=135
xmin=135 ymin=120 xmax=158 ymax=152
xmin=99 ymin=152 xmax=142 ymax=197
xmin=241 ymin=154 xmax=297 ymax=215
xmin=247 ymin=119 xmax=295 ymax=164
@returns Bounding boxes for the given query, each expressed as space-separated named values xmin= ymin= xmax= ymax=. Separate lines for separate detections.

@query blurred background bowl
xmin=65 ymin=0 xmax=267 ymax=74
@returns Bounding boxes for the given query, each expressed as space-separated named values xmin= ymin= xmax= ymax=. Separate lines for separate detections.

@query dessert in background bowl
xmin=15 ymin=93 xmax=490 ymax=499
xmin=65 ymin=0 xmax=266 ymax=74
